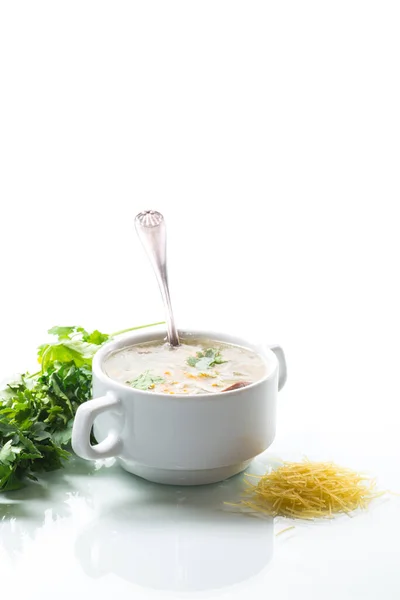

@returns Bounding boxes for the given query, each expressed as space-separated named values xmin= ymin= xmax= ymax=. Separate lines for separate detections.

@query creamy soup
xmin=103 ymin=337 xmax=268 ymax=395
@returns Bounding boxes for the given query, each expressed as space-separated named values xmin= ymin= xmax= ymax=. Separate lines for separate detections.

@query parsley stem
xmin=27 ymin=371 xmax=41 ymax=378
xmin=111 ymin=321 xmax=165 ymax=337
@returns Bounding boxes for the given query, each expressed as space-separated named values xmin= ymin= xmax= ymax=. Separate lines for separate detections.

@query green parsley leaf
xmin=82 ymin=330 xmax=110 ymax=345
xmin=39 ymin=343 xmax=91 ymax=371
xmin=0 ymin=464 xmax=23 ymax=491
xmin=186 ymin=348 xmax=226 ymax=370
xmin=0 ymin=440 xmax=17 ymax=465
xmin=47 ymin=326 xmax=78 ymax=340
xmin=38 ymin=325 xmax=110 ymax=372
xmin=127 ymin=371 xmax=165 ymax=391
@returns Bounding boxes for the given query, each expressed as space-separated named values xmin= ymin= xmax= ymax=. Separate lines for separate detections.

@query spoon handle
xmin=135 ymin=211 xmax=180 ymax=346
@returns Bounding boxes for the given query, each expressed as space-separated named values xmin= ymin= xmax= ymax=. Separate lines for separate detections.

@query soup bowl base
xmin=118 ymin=458 xmax=252 ymax=486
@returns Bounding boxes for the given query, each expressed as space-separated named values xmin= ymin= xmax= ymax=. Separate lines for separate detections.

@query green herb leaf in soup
xmin=127 ymin=371 xmax=165 ymax=391
xmin=187 ymin=348 xmax=226 ymax=370
xmin=104 ymin=338 xmax=267 ymax=396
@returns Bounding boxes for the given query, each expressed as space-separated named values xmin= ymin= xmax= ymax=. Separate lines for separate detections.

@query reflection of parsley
xmin=127 ymin=371 xmax=165 ymax=391
xmin=187 ymin=348 xmax=226 ymax=370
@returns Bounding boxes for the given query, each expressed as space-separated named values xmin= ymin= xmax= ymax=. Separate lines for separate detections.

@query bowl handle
xmin=269 ymin=345 xmax=287 ymax=391
xmin=72 ymin=391 xmax=124 ymax=460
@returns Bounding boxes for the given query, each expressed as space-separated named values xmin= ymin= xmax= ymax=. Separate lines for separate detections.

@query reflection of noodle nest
xmin=230 ymin=460 xmax=385 ymax=520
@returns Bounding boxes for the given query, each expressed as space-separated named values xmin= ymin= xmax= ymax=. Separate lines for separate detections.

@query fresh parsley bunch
xmin=0 ymin=322 xmax=161 ymax=492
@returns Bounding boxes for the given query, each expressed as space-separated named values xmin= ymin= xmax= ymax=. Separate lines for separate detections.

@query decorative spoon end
xmin=135 ymin=210 xmax=164 ymax=229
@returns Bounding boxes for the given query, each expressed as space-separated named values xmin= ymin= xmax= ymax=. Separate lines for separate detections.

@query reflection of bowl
xmin=74 ymin=476 xmax=274 ymax=592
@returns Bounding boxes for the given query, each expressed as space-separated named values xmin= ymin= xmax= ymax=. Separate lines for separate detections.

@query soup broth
xmin=104 ymin=337 xmax=267 ymax=395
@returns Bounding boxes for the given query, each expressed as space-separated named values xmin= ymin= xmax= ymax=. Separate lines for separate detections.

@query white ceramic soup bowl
xmin=72 ymin=329 xmax=287 ymax=486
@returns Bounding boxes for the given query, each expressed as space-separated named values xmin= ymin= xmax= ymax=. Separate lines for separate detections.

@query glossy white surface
xmin=1 ymin=430 xmax=399 ymax=600
xmin=1 ymin=1 xmax=400 ymax=597
xmin=72 ymin=329 xmax=286 ymax=485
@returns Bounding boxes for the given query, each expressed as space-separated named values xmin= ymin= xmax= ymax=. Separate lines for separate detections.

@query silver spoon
xmin=135 ymin=210 xmax=180 ymax=347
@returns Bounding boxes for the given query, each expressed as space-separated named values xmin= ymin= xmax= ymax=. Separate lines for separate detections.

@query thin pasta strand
xmin=228 ymin=460 xmax=384 ymax=520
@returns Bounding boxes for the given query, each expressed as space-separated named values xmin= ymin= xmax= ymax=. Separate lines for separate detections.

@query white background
xmin=1 ymin=2 xmax=400 ymax=598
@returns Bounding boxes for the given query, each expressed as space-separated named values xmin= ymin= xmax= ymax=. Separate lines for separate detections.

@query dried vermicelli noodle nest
xmin=233 ymin=460 xmax=383 ymax=520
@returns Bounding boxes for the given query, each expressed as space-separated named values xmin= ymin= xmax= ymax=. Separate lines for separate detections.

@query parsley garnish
xmin=127 ymin=371 xmax=165 ymax=391
xmin=0 ymin=321 xmax=163 ymax=492
xmin=187 ymin=348 xmax=226 ymax=370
